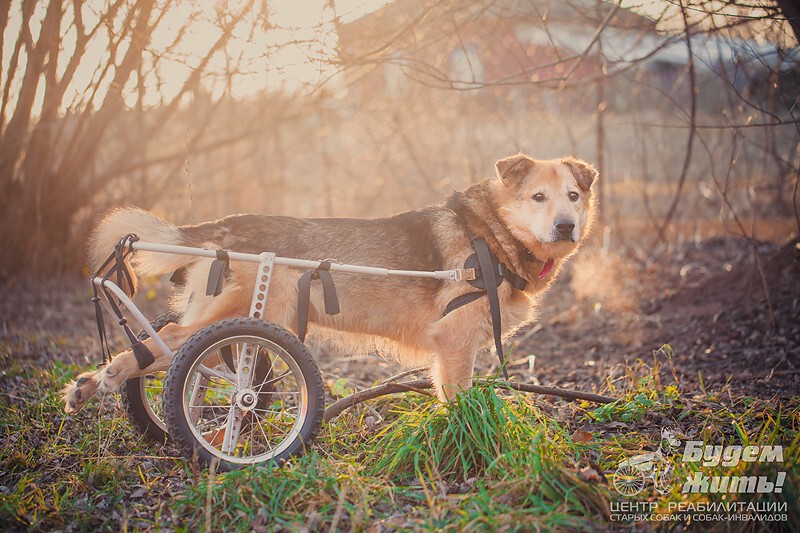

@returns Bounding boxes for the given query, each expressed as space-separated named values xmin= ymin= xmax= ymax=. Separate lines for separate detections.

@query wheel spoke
xmin=198 ymin=365 xmax=236 ymax=384
xmin=252 ymin=416 xmax=275 ymax=453
xmin=257 ymin=369 xmax=293 ymax=390
xmin=252 ymin=407 xmax=298 ymax=421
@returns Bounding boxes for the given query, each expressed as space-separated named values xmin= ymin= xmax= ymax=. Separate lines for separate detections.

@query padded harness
xmin=443 ymin=237 xmax=527 ymax=380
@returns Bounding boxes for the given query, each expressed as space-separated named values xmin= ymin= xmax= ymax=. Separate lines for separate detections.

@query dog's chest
xmin=500 ymin=287 xmax=535 ymax=329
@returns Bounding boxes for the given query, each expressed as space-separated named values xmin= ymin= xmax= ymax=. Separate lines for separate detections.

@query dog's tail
xmin=89 ymin=208 xmax=196 ymax=293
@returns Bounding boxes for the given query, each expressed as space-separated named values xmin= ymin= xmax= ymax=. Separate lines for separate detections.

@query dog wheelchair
xmin=91 ymin=235 xmax=497 ymax=471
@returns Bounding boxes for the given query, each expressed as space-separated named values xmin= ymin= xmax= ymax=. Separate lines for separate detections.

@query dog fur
xmin=62 ymin=153 xmax=597 ymax=411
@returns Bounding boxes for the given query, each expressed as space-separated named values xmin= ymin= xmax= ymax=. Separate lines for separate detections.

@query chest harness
xmin=442 ymin=237 xmax=527 ymax=380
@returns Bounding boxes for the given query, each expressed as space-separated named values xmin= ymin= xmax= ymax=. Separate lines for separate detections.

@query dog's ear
xmin=495 ymin=154 xmax=534 ymax=186
xmin=563 ymin=157 xmax=598 ymax=192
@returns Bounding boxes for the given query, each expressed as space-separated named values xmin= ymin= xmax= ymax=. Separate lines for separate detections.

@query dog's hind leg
xmin=63 ymin=276 xmax=248 ymax=413
xmin=62 ymin=323 xmax=196 ymax=413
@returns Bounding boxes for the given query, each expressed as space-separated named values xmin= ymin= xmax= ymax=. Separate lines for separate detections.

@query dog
xmin=62 ymin=153 xmax=597 ymax=411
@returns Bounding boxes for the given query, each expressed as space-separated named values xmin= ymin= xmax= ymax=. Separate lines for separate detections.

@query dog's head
xmin=493 ymin=153 xmax=597 ymax=263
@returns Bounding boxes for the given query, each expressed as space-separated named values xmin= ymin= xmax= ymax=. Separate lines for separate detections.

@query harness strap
xmin=503 ymin=268 xmax=527 ymax=291
xmin=220 ymin=344 xmax=236 ymax=373
xmin=206 ymin=249 xmax=230 ymax=297
xmin=97 ymin=282 xmax=155 ymax=370
xmin=443 ymin=290 xmax=485 ymax=316
xmin=296 ymin=260 xmax=341 ymax=342
xmin=444 ymin=237 xmax=528 ymax=380
xmin=113 ymin=234 xmax=138 ymax=297
xmin=90 ymin=234 xmax=155 ymax=370
xmin=91 ymin=287 xmax=111 ymax=365
xmin=472 ymin=238 xmax=509 ymax=380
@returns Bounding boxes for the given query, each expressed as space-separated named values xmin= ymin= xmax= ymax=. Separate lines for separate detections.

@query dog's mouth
xmin=538 ymin=258 xmax=555 ymax=279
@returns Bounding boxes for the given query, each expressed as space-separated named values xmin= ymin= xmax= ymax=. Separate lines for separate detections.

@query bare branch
xmin=323 ymin=378 xmax=617 ymax=422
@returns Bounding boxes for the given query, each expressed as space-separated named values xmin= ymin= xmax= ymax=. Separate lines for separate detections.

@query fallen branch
xmin=323 ymin=378 xmax=616 ymax=422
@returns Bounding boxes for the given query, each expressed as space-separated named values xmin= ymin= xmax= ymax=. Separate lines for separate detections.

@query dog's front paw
xmin=62 ymin=373 xmax=99 ymax=413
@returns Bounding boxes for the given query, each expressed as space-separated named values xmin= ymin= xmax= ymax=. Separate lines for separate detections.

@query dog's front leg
xmin=430 ymin=350 xmax=476 ymax=402
xmin=62 ymin=323 xmax=193 ymax=413
xmin=429 ymin=315 xmax=484 ymax=402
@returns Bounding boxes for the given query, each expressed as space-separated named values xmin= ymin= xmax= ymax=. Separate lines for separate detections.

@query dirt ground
xmin=2 ymin=234 xmax=796 ymax=406
xmin=514 ymin=235 xmax=800 ymax=400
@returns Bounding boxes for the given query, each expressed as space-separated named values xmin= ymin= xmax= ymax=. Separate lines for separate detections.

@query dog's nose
xmin=555 ymin=221 xmax=575 ymax=241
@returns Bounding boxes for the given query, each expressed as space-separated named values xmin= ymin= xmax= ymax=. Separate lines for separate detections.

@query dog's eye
xmin=568 ymin=191 xmax=579 ymax=202
xmin=532 ymin=193 xmax=546 ymax=202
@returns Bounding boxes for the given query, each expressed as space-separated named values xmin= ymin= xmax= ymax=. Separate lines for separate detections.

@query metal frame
xmin=92 ymin=239 xmax=472 ymax=349
xmin=91 ymin=238 xmax=473 ymax=463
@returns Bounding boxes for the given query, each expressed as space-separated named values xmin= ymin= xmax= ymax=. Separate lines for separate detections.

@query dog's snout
xmin=556 ymin=222 xmax=575 ymax=233
xmin=555 ymin=220 xmax=575 ymax=241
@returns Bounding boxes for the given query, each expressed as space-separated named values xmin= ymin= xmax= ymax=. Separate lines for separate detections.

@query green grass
xmin=1 ymin=349 xmax=798 ymax=531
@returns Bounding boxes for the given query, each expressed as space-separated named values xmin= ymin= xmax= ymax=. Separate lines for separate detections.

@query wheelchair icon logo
xmin=613 ymin=428 xmax=681 ymax=496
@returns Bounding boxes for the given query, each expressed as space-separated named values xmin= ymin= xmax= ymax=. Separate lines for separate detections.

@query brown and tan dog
xmin=62 ymin=153 xmax=597 ymax=411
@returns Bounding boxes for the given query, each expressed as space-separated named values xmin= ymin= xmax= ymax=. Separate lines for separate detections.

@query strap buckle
xmin=454 ymin=268 xmax=477 ymax=281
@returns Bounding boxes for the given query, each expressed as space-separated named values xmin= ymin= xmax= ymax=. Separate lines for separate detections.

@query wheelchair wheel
xmin=163 ymin=317 xmax=324 ymax=470
xmin=613 ymin=464 xmax=646 ymax=496
xmin=120 ymin=311 xmax=181 ymax=443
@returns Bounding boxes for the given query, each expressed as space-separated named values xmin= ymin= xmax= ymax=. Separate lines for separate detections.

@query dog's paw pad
xmin=62 ymin=373 xmax=99 ymax=413
xmin=63 ymin=385 xmax=86 ymax=413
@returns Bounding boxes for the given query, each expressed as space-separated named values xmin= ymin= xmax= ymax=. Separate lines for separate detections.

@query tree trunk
xmin=775 ymin=0 xmax=800 ymax=43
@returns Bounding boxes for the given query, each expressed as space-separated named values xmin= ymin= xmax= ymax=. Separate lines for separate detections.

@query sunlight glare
xmin=1 ymin=0 xmax=393 ymax=118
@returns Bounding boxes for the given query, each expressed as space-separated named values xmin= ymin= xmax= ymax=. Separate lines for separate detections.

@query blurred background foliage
xmin=0 ymin=0 xmax=797 ymax=280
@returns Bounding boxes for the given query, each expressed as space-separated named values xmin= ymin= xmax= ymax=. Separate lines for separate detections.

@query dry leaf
xmin=571 ymin=428 xmax=593 ymax=443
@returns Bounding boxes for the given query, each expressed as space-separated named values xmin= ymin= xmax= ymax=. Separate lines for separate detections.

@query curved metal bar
xmin=92 ymin=277 xmax=174 ymax=358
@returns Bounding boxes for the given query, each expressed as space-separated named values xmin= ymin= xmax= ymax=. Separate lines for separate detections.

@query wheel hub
xmin=235 ymin=388 xmax=258 ymax=411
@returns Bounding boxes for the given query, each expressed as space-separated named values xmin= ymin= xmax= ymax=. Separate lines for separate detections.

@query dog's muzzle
xmin=554 ymin=221 xmax=576 ymax=242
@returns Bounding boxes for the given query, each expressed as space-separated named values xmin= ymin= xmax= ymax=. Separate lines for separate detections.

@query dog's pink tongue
xmin=538 ymin=259 xmax=555 ymax=279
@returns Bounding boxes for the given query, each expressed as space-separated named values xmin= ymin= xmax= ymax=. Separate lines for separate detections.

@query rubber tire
xmin=162 ymin=317 xmax=325 ymax=471
xmin=120 ymin=311 xmax=181 ymax=443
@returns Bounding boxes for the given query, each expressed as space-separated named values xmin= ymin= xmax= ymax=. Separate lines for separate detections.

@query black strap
xmin=90 ymin=234 xmax=154 ymax=369
xmin=443 ymin=237 xmax=529 ymax=380
xmin=297 ymin=260 xmax=340 ymax=342
xmin=91 ymin=287 xmax=111 ymax=366
xmin=443 ymin=290 xmax=485 ymax=316
xmin=503 ymin=267 xmax=528 ymax=291
xmin=206 ymin=249 xmax=230 ymax=297
xmin=98 ymin=282 xmax=154 ymax=369
xmin=472 ymin=238 xmax=509 ymax=380
xmin=220 ymin=345 xmax=236 ymax=373
xmin=113 ymin=233 xmax=139 ymax=297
